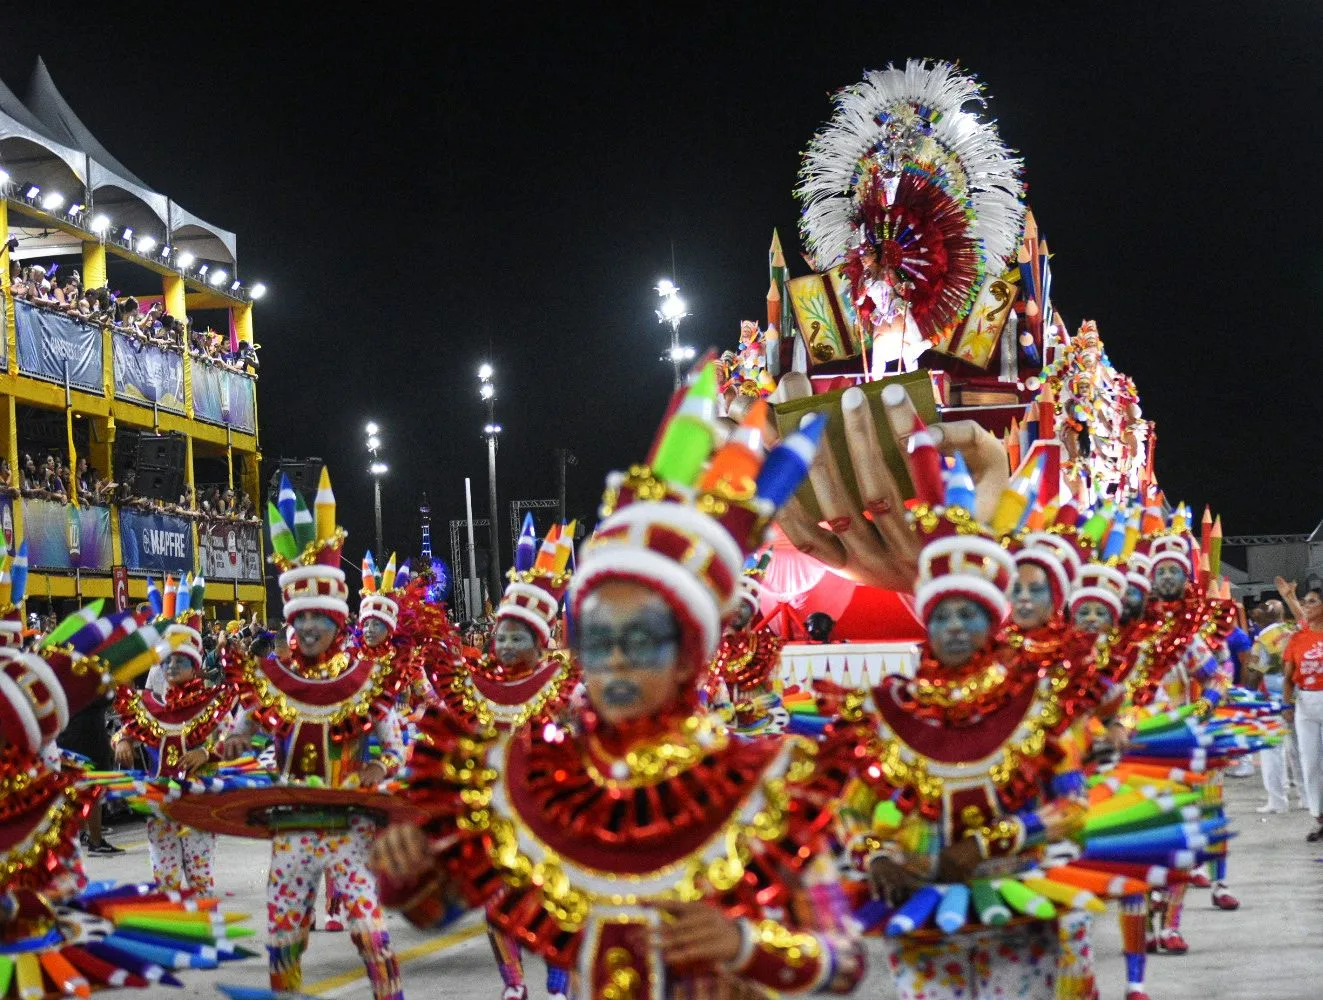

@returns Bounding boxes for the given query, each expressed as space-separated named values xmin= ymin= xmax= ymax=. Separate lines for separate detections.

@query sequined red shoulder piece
xmin=503 ymin=727 xmax=779 ymax=871
xmin=708 ymin=628 xmax=784 ymax=692
xmin=224 ymin=646 xmax=405 ymax=743
xmin=115 ymin=680 xmax=235 ymax=747
xmin=394 ymin=710 xmax=849 ymax=972
xmin=0 ymin=745 xmax=93 ymax=894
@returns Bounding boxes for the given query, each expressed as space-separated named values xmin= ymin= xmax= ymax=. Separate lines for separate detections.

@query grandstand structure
xmin=0 ymin=59 xmax=266 ymax=620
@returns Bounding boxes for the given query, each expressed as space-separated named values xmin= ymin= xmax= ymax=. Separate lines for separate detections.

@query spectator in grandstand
xmin=19 ymin=453 xmax=36 ymax=494
xmin=74 ymin=457 xmax=92 ymax=497
xmin=42 ymin=457 xmax=65 ymax=502
xmin=8 ymin=266 xmax=28 ymax=299
xmin=53 ymin=272 xmax=81 ymax=311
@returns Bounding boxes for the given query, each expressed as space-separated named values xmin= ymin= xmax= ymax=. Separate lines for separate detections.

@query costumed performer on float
xmin=372 ymin=362 xmax=866 ymax=997
xmin=218 ymin=469 xmax=406 ymax=1000
xmin=113 ymin=573 xmax=234 ymax=896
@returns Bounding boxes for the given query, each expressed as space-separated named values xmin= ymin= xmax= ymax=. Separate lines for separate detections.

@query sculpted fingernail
xmin=842 ymin=386 xmax=866 ymax=410
xmin=827 ymin=516 xmax=852 ymax=533
xmin=881 ymin=384 xmax=908 ymax=407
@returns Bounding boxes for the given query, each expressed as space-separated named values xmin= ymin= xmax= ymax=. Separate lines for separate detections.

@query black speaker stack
xmin=133 ymin=433 xmax=187 ymax=501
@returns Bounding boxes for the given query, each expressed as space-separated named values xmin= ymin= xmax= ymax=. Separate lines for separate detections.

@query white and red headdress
xmin=1015 ymin=531 xmax=1082 ymax=614
xmin=359 ymin=551 xmax=414 ymax=633
xmin=500 ymin=519 xmax=573 ymax=647
xmin=267 ymin=469 xmax=349 ymax=624
xmin=1069 ymin=563 xmax=1128 ymax=620
xmin=1125 ymin=552 xmax=1154 ymax=597
xmin=913 ymin=509 xmax=1017 ymax=626
xmin=1148 ymin=534 xmax=1193 ymax=577
xmin=148 ymin=572 xmax=207 ymax=667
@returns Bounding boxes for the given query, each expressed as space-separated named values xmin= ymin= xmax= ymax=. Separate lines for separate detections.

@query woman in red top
xmin=1282 ymin=587 xmax=1323 ymax=841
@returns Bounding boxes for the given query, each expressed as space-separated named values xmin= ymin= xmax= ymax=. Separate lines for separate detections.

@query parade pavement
xmin=83 ymin=772 xmax=1321 ymax=999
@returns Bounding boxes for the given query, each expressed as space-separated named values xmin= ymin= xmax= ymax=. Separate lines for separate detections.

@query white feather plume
xmin=796 ymin=59 xmax=1025 ymax=273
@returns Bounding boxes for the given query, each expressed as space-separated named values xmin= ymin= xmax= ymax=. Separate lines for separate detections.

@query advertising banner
xmin=113 ymin=333 xmax=185 ymax=411
xmin=21 ymin=500 xmax=113 ymax=570
xmin=14 ymin=302 xmax=104 ymax=390
xmin=198 ymin=521 xmax=262 ymax=581
xmin=192 ymin=362 xmax=256 ymax=433
xmin=119 ymin=508 xmax=193 ymax=575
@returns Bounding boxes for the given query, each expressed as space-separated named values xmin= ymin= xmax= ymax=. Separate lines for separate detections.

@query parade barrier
xmin=192 ymin=360 xmax=256 ymax=432
xmin=13 ymin=497 xmax=113 ymax=570
xmin=119 ymin=507 xmax=193 ymax=575
xmin=112 ymin=331 xmax=186 ymax=412
xmin=198 ymin=520 xmax=263 ymax=581
xmin=14 ymin=300 xmax=103 ymax=390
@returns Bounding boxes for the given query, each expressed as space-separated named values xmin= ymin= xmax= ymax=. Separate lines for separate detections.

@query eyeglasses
xmin=575 ymin=627 xmax=679 ymax=671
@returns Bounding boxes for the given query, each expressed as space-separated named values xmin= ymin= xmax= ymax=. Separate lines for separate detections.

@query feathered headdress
xmin=266 ymin=468 xmax=348 ymax=623
xmin=497 ymin=514 xmax=574 ymax=646
xmin=796 ymin=59 xmax=1025 ymax=343
xmin=571 ymin=362 xmax=823 ymax=667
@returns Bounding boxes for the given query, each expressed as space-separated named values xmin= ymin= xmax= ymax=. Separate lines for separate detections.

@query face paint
xmin=600 ymin=678 xmax=643 ymax=707
xmin=493 ymin=618 xmax=540 ymax=667
xmin=1010 ymin=564 xmax=1055 ymax=630
xmin=1072 ymin=599 xmax=1116 ymax=634
xmin=292 ymin=611 xmax=338 ymax=658
xmin=1153 ymin=562 xmax=1188 ymax=600
xmin=1122 ymin=584 xmax=1146 ymax=622
xmin=574 ymin=580 xmax=688 ymax=727
xmin=164 ymin=652 xmax=197 ymax=686
xmin=926 ymin=596 xmax=993 ymax=670
xmin=575 ymin=602 xmax=679 ymax=673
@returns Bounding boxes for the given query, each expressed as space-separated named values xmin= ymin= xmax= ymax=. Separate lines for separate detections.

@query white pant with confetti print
xmin=146 ymin=816 xmax=216 ymax=895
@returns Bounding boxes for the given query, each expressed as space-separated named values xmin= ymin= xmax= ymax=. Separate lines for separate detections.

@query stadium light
xmin=478 ymin=362 xmax=493 ymax=380
xmin=177 ymin=251 xmax=196 ymax=268
xmin=0 ymin=170 xmax=9 ymax=187
xmin=365 ymin=421 xmax=380 ymax=436
xmin=250 ymin=283 xmax=267 ymax=300
xmin=209 ymin=269 xmax=228 ymax=287
xmin=136 ymin=235 xmax=157 ymax=254
xmin=89 ymin=214 xmax=110 ymax=235
xmin=24 ymin=185 xmax=39 ymax=200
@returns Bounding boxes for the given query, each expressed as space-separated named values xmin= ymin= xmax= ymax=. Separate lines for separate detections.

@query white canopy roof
xmin=0 ymin=58 xmax=235 ymax=264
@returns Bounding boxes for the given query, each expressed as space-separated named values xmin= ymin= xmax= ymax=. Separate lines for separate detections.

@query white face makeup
xmin=163 ymin=652 xmax=198 ymax=686
xmin=926 ymin=596 xmax=993 ymax=669
xmin=574 ymin=580 xmax=686 ymax=726
xmin=1153 ymin=562 xmax=1188 ymax=600
xmin=1010 ymin=564 xmax=1055 ymax=631
xmin=1072 ymin=599 xmax=1116 ymax=635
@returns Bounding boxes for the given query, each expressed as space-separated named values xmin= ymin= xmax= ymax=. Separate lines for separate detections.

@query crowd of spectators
xmin=8 ymin=263 xmax=259 ymax=375
xmin=0 ymin=449 xmax=260 ymax=525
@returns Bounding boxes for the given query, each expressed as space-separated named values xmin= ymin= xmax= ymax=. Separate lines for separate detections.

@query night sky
xmin=2 ymin=4 xmax=1320 ymax=580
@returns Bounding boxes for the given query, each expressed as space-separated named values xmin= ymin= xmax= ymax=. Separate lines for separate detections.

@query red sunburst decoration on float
xmin=841 ymin=167 xmax=982 ymax=342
